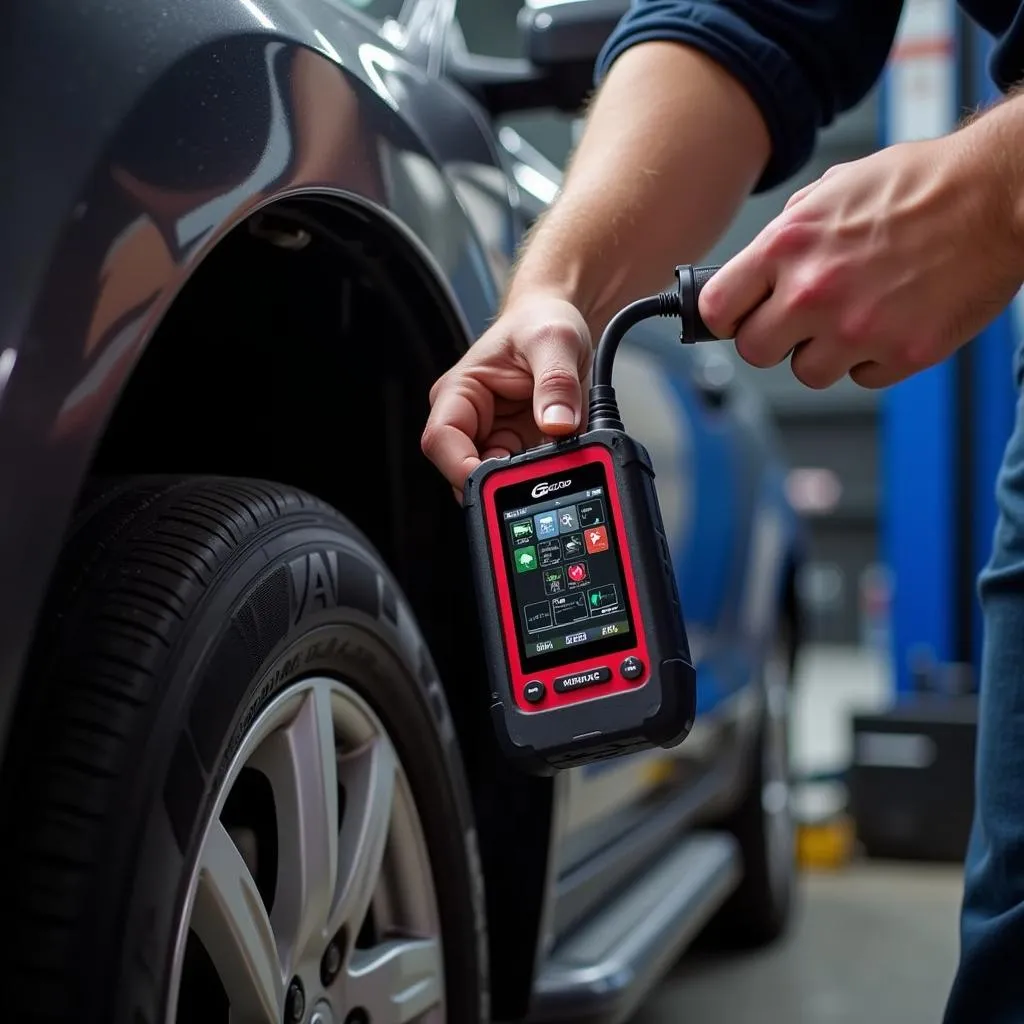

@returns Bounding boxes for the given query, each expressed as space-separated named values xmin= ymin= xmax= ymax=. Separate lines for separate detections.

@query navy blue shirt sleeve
xmin=595 ymin=0 xmax=906 ymax=192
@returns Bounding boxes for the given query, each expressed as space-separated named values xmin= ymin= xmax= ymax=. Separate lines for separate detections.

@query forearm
xmin=957 ymin=92 xmax=1024 ymax=259
xmin=504 ymin=41 xmax=771 ymax=338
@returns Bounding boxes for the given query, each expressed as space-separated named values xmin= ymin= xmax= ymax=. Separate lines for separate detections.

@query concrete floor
xmin=628 ymin=645 xmax=964 ymax=1021
xmin=632 ymin=862 xmax=964 ymax=1024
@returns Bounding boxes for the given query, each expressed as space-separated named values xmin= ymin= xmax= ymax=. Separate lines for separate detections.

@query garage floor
xmin=633 ymin=645 xmax=965 ymax=1023
xmin=632 ymin=862 xmax=963 ymax=1023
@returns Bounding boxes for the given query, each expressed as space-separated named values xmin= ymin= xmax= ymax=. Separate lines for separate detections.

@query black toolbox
xmin=848 ymin=694 xmax=977 ymax=862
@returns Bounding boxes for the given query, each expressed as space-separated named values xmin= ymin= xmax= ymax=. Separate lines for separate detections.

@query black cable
xmin=592 ymin=292 xmax=677 ymax=390
xmin=588 ymin=264 xmax=723 ymax=431
xmin=588 ymin=292 xmax=676 ymax=431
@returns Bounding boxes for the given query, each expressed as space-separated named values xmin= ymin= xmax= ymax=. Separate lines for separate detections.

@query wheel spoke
xmin=249 ymin=682 xmax=340 ymax=969
xmin=327 ymin=733 xmax=397 ymax=941
xmin=347 ymin=938 xmax=443 ymax=1024
xmin=191 ymin=821 xmax=283 ymax=1023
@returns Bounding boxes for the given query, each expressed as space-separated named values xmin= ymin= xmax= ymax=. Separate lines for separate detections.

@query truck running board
xmin=528 ymin=831 xmax=741 ymax=1024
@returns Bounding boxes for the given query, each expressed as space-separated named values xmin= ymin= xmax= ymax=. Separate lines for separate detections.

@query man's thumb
xmin=525 ymin=329 xmax=585 ymax=435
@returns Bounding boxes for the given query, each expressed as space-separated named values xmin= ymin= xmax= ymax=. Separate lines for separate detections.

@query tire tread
xmin=0 ymin=477 xmax=329 ymax=1021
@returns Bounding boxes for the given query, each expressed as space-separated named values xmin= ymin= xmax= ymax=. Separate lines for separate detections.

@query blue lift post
xmin=880 ymin=0 xmax=959 ymax=697
xmin=881 ymin=4 xmax=1018 ymax=695
xmin=846 ymin=8 xmax=1015 ymax=862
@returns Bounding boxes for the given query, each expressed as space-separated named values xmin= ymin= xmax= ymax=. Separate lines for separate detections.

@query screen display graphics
xmin=495 ymin=462 xmax=637 ymax=671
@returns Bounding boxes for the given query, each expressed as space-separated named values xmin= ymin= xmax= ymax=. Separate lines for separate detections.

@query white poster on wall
xmin=885 ymin=0 xmax=957 ymax=143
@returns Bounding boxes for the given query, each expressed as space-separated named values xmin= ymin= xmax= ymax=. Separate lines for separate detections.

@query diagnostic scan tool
xmin=464 ymin=266 xmax=723 ymax=774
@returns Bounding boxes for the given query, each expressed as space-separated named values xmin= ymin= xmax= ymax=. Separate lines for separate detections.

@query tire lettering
xmin=226 ymin=653 xmax=297 ymax=766
xmin=289 ymin=551 xmax=341 ymax=623
xmin=304 ymin=636 xmax=340 ymax=663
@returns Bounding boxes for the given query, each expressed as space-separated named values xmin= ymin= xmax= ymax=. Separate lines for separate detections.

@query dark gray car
xmin=0 ymin=1 xmax=804 ymax=1022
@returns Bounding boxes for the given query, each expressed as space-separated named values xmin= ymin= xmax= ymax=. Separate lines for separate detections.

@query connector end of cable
xmin=588 ymin=384 xmax=624 ymax=432
xmin=675 ymin=264 xmax=723 ymax=343
xmin=657 ymin=289 xmax=679 ymax=317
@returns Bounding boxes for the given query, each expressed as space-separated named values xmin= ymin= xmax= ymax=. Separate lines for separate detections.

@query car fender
xmin=0 ymin=0 xmax=500 ymax=756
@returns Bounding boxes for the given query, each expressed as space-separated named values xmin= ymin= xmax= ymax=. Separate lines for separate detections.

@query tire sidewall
xmin=703 ymin=624 xmax=796 ymax=949
xmin=111 ymin=522 xmax=488 ymax=1024
xmin=762 ymin=623 xmax=797 ymax=922
xmin=741 ymin=632 xmax=797 ymax=937
xmin=754 ymin=686 xmax=796 ymax=929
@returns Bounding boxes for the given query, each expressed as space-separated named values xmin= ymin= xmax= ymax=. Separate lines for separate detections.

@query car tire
xmin=704 ymin=618 xmax=797 ymax=949
xmin=0 ymin=476 xmax=488 ymax=1024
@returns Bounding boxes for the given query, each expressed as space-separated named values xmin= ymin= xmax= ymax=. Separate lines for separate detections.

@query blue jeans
xmin=944 ymin=344 xmax=1024 ymax=1023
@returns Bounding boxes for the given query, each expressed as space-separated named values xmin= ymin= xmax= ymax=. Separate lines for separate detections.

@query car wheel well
xmin=84 ymin=196 xmax=552 ymax=1021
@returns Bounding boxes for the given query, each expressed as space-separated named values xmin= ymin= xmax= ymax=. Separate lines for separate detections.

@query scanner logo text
xmin=531 ymin=479 xmax=572 ymax=498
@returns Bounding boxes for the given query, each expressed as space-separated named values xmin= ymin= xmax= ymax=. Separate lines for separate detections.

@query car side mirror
xmin=447 ymin=0 xmax=629 ymax=117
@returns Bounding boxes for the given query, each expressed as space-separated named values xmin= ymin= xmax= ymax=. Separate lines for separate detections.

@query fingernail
xmin=542 ymin=404 xmax=576 ymax=428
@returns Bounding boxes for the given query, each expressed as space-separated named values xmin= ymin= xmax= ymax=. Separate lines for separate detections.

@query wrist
xmin=502 ymin=230 xmax=643 ymax=345
xmin=501 ymin=227 xmax=617 ymax=345
xmin=502 ymin=278 xmax=614 ymax=347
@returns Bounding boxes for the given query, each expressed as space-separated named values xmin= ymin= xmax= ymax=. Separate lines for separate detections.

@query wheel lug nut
xmin=285 ymin=978 xmax=305 ymax=1022
xmin=321 ymin=934 xmax=344 ymax=985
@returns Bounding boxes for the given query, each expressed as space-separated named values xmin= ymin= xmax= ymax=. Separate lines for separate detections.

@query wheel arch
xmin=54 ymin=193 xmax=554 ymax=1021
xmin=0 ymin=15 xmax=499 ymax=754
xmin=0 ymin=19 xmax=551 ymax=1013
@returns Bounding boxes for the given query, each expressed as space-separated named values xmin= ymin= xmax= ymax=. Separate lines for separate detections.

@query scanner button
xmin=523 ymin=680 xmax=546 ymax=704
xmin=620 ymin=656 xmax=645 ymax=681
xmin=553 ymin=667 xmax=612 ymax=694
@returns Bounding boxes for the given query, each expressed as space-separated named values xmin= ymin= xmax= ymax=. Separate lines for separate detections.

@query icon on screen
xmin=510 ymin=519 xmax=534 ymax=542
xmin=587 ymin=584 xmax=619 ymax=613
xmin=558 ymin=506 xmax=579 ymax=534
xmin=552 ymin=592 xmax=589 ymax=626
xmin=515 ymin=545 xmax=538 ymax=573
xmin=585 ymin=525 xmax=609 ymax=555
xmin=566 ymin=562 xmax=589 ymax=586
xmin=524 ymin=600 xmax=553 ymax=633
xmin=534 ymin=512 xmax=558 ymax=539
xmin=561 ymin=533 xmax=584 ymax=559
xmin=539 ymin=540 xmax=562 ymax=566
xmin=578 ymin=499 xmax=605 ymax=528
xmin=543 ymin=567 xmax=567 ymax=595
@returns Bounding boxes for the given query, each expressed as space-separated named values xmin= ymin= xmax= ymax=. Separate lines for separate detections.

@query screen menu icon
xmin=561 ymin=533 xmax=584 ymax=559
xmin=566 ymin=562 xmax=589 ymax=587
xmin=515 ymin=546 xmax=538 ymax=573
xmin=552 ymin=592 xmax=588 ymax=626
xmin=588 ymin=583 xmax=619 ymax=613
xmin=543 ymin=567 xmax=567 ymax=595
xmin=524 ymin=600 xmax=553 ymax=633
xmin=510 ymin=519 xmax=534 ymax=543
xmin=534 ymin=511 xmax=558 ymax=539
xmin=557 ymin=506 xmax=579 ymax=534
xmin=577 ymin=498 xmax=605 ymax=528
xmin=539 ymin=540 xmax=562 ymax=567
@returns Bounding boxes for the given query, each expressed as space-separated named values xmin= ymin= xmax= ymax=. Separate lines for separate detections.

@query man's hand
xmin=419 ymin=41 xmax=770 ymax=497
xmin=421 ymin=296 xmax=592 ymax=495
xmin=698 ymin=114 xmax=1024 ymax=390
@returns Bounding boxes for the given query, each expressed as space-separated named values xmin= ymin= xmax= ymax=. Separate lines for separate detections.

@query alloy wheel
xmin=167 ymin=677 xmax=445 ymax=1024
